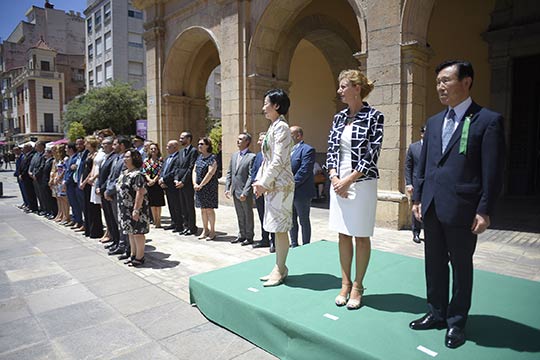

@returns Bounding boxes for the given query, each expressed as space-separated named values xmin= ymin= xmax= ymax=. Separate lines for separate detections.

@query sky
xmin=0 ymin=0 xmax=88 ymax=41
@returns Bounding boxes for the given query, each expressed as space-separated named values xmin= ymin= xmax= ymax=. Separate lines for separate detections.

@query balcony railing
xmin=12 ymin=69 xmax=63 ymax=85
xmin=40 ymin=125 xmax=59 ymax=133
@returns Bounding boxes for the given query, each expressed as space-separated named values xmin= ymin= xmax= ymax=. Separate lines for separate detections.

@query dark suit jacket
xmin=225 ymin=150 xmax=255 ymax=198
xmin=291 ymin=141 xmax=316 ymax=200
xmin=405 ymin=140 xmax=422 ymax=187
xmin=412 ymin=101 xmax=505 ymax=226
xmin=161 ymin=151 xmax=180 ymax=188
xmin=105 ymin=153 xmax=125 ymax=197
xmin=97 ymin=153 xmax=117 ymax=195
xmin=175 ymin=145 xmax=198 ymax=188
xmin=21 ymin=150 xmax=36 ymax=180
xmin=251 ymin=152 xmax=263 ymax=182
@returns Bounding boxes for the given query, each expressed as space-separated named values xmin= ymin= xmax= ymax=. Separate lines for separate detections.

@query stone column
xmin=142 ymin=13 xmax=165 ymax=146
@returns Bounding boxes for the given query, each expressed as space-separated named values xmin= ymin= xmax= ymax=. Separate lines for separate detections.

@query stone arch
xmin=161 ymin=26 xmax=221 ymax=142
xmin=401 ymin=0 xmax=436 ymax=45
xmin=248 ymin=0 xmax=366 ymax=79
xmin=275 ymin=14 xmax=359 ymax=80
xmin=162 ymin=26 xmax=220 ymax=98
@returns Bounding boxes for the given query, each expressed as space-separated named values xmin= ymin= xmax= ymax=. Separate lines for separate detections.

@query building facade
xmin=133 ymin=0 xmax=540 ymax=229
xmin=0 ymin=2 xmax=85 ymax=144
xmin=84 ymin=0 xmax=146 ymax=90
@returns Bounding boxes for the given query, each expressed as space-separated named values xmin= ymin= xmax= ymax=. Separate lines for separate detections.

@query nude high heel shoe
xmin=262 ymin=266 xmax=288 ymax=287
xmin=346 ymin=286 xmax=365 ymax=310
xmin=335 ymin=283 xmax=352 ymax=306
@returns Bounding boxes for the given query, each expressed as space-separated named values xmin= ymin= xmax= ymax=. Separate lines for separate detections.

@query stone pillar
xmin=399 ymin=40 xmax=432 ymax=229
xmin=142 ymin=13 xmax=165 ymax=146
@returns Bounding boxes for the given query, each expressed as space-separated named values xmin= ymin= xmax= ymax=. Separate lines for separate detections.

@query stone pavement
xmin=0 ymin=169 xmax=539 ymax=359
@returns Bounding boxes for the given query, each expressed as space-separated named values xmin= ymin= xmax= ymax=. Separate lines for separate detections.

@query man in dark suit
xmin=96 ymin=137 xmax=118 ymax=246
xmin=13 ymin=146 xmax=28 ymax=209
xmin=20 ymin=143 xmax=38 ymax=212
xmin=29 ymin=141 xmax=46 ymax=214
xmin=251 ymin=132 xmax=276 ymax=252
xmin=289 ymin=126 xmax=315 ymax=247
xmin=159 ymin=140 xmax=183 ymax=232
xmin=225 ymin=132 xmax=256 ymax=245
xmin=174 ymin=131 xmax=198 ymax=235
xmin=405 ymin=126 xmax=425 ymax=244
xmin=104 ymin=137 xmax=132 ymax=257
xmin=410 ymin=60 xmax=505 ymax=349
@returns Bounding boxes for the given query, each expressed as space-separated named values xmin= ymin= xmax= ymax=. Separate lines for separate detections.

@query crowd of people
xmin=9 ymin=60 xmax=505 ymax=349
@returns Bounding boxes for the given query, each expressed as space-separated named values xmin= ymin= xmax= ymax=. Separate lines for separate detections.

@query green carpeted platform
xmin=189 ymin=241 xmax=540 ymax=360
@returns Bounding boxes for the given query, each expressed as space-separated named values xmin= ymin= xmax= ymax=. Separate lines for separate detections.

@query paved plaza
xmin=0 ymin=169 xmax=539 ymax=359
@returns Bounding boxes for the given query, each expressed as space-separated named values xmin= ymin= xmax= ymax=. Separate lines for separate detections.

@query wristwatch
xmin=329 ymin=173 xmax=338 ymax=180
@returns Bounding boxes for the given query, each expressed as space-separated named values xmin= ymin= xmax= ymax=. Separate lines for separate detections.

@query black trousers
xmin=165 ymin=187 xmax=183 ymax=231
xmin=179 ymin=186 xmax=196 ymax=232
xmin=83 ymin=186 xmax=104 ymax=238
xmin=23 ymin=177 xmax=38 ymax=211
xmin=423 ymin=202 xmax=477 ymax=329
xmin=255 ymin=195 xmax=274 ymax=245
xmin=102 ymin=197 xmax=119 ymax=244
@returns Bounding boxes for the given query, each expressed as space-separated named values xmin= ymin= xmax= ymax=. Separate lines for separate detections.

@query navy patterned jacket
xmin=325 ymin=103 xmax=384 ymax=182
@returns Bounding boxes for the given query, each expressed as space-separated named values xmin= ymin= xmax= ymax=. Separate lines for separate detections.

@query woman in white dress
xmin=326 ymin=69 xmax=384 ymax=309
xmin=253 ymin=89 xmax=295 ymax=287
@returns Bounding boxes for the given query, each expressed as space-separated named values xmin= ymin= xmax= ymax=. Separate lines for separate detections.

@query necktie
xmin=442 ymin=109 xmax=456 ymax=152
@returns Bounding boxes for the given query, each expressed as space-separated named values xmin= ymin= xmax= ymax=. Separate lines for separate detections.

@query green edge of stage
xmin=189 ymin=241 xmax=540 ymax=360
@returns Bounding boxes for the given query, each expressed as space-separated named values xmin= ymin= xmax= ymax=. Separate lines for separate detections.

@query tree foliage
xmin=208 ymin=126 xmax=222 ymax=155
xmin=67 ymin=121 xmax=86 ymax=142
xmin=64 ymin=82 xmax=146 ymax=135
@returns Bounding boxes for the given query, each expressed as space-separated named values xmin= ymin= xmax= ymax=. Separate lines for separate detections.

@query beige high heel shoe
xmin=261 ymin=266 xmax=288 ymax=287
xmin=198 ymin=231 xmax=209 ymax=239
xmin=335 ymin=283 xmax=352 ymax=306
xmin=346 ymin=286 xmax=365 ymax=310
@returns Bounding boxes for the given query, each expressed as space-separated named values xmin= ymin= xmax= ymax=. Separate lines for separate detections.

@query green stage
xmin=189 ymin=241 xmax=540 ymax=360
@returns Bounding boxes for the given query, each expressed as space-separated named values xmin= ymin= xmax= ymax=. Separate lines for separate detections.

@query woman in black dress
xmin=142 ymin=142 xmax=165 ymax=228
xmin=116 ymin=149 xmax=149 ymax=266
xmin=192 ymin=137 xmax=218 ymax=240
xmin=79 ymin=136 xmax=104 ymax=238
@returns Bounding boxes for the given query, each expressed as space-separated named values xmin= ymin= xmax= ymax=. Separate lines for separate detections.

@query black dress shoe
xmin=409 ymin=313 xmax=446 ymax=330
xmin=118 ymin=253 xmax=130 ymax=260
xmin=241 ymin=239 xmax=253 ymax=246
xmin=252 ymin=241 xmax=269 ymax=249
xmin=172 ymin=228 xmax=183 ymax=233
xmin=164 ymin=225 xmax=175 ymax=230
xmin=445 ymin=327 xmax=466 ymax=348
xmin=108 ymin=247 xmax=125 ymax=256
xmin=104 ymin=243 xmax=116 ymax=249
xmin=230 ymin=237 xmax=244 ymax=244
xmin=269 ymin=244 xmax=275 ymax=253
xmin=182 ymin=229 xmax=196 ymax=236
xmin=413 ymin=234 xmax=421 ymax=244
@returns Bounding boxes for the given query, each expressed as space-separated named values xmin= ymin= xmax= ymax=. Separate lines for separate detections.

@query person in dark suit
xmin=225 ymin=132 xmax=256 ymax=245
xmin=13 ymin=146 xmax=28 ymax=209
xmin=251 ymin=132 xmax=276 ymax=252
xmin=104 ymin=137 xmax=132 ymax=257
xmin=73 ymin=138 xmax=88 ymax=232
xmin=38 ymin=148 xmax=57 ymax=218
xmin=96 ymin=137 xmax=118 ymax=245
xmin=21 ymin=143 xmax=38 ymax=212
xmin=289 ymin=126 xmax=315 ymax=247
xmin=410 ymin=60 xmax=505 ymax=349
xmin=159 ymin=140 xmax=183 ymax=232
xmin=29 ymin=141 xmax=46 ymax=214
xmin=174 ymin=131 xmax=198 ymax=235
xmin=405 ymin=126 xmax=425 ymax=244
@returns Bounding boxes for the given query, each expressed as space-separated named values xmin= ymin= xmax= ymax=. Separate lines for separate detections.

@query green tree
xmin=64 ymin=82 xmax=146 ymax=135
xmin=208 ymin=126 xmax=222 ymax=155
xmin=67 ymin=121 xmax=86 ymax=142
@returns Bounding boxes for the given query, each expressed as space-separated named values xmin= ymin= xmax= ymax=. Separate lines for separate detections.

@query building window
xmin=87 ymin=17 xmax=92 ymax=34
xmin=128 ymin=32 xmax=143 ymax=48
xmin=105 ymin=61 xmax=112 ymax=81
xmin=105 ymin=31 xmax=112 ymax=53
xmin=94 ymin=9 xmax=102 ymax=30
xmin=104 ymin=2 xmax=111 ymax=23
xmin=95 ymin=37 xmax=102 ymax=58
xmin=88 ymin=44 xmax=93 ymax=62
xmin=96 ymin=65 xmax=103 ymax=85
xmin=89 ymin=70 xmax=94 ymax=87
xmin=44 ymin=113 xmax=54 ymax=132
xmin=128 ymin=61 xmax=143 ymax=76
xmin=128 ymin=10 xmax=143 ymax=19
xmin=41 ymin=61 xmax=50 ymax=71
xmin=43 ymin=86 xmax=53 ymax=99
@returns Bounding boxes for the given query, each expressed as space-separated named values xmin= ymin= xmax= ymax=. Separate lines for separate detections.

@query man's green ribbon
xmin=459 ymin=116 xmax=471 ymax=155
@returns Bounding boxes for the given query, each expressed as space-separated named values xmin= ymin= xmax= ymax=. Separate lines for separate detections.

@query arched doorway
xmin=161 ymin=26 xmax=221 ymax=146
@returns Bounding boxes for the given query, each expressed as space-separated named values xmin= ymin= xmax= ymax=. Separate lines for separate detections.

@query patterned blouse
xmin=142 ymin=157 xmax=163 ymax=179
xmin=326 ymin=102 xmax=384 ymax=181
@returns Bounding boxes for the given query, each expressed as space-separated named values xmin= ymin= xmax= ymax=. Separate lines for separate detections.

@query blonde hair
xmin=85 ymin=135 xmax=99 ymax=150
xmin=338 ymin=69 xmax=374 ymax=99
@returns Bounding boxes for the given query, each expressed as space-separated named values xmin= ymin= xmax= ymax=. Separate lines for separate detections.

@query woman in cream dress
xmin=253 ymin=89 xmax=295 ymax=287
xmin=326 ymin=69 xmax=384 ymax=309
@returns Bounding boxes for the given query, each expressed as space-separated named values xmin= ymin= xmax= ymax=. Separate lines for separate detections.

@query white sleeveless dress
xmin=329 ymin=124 xmax=377 ymax=237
